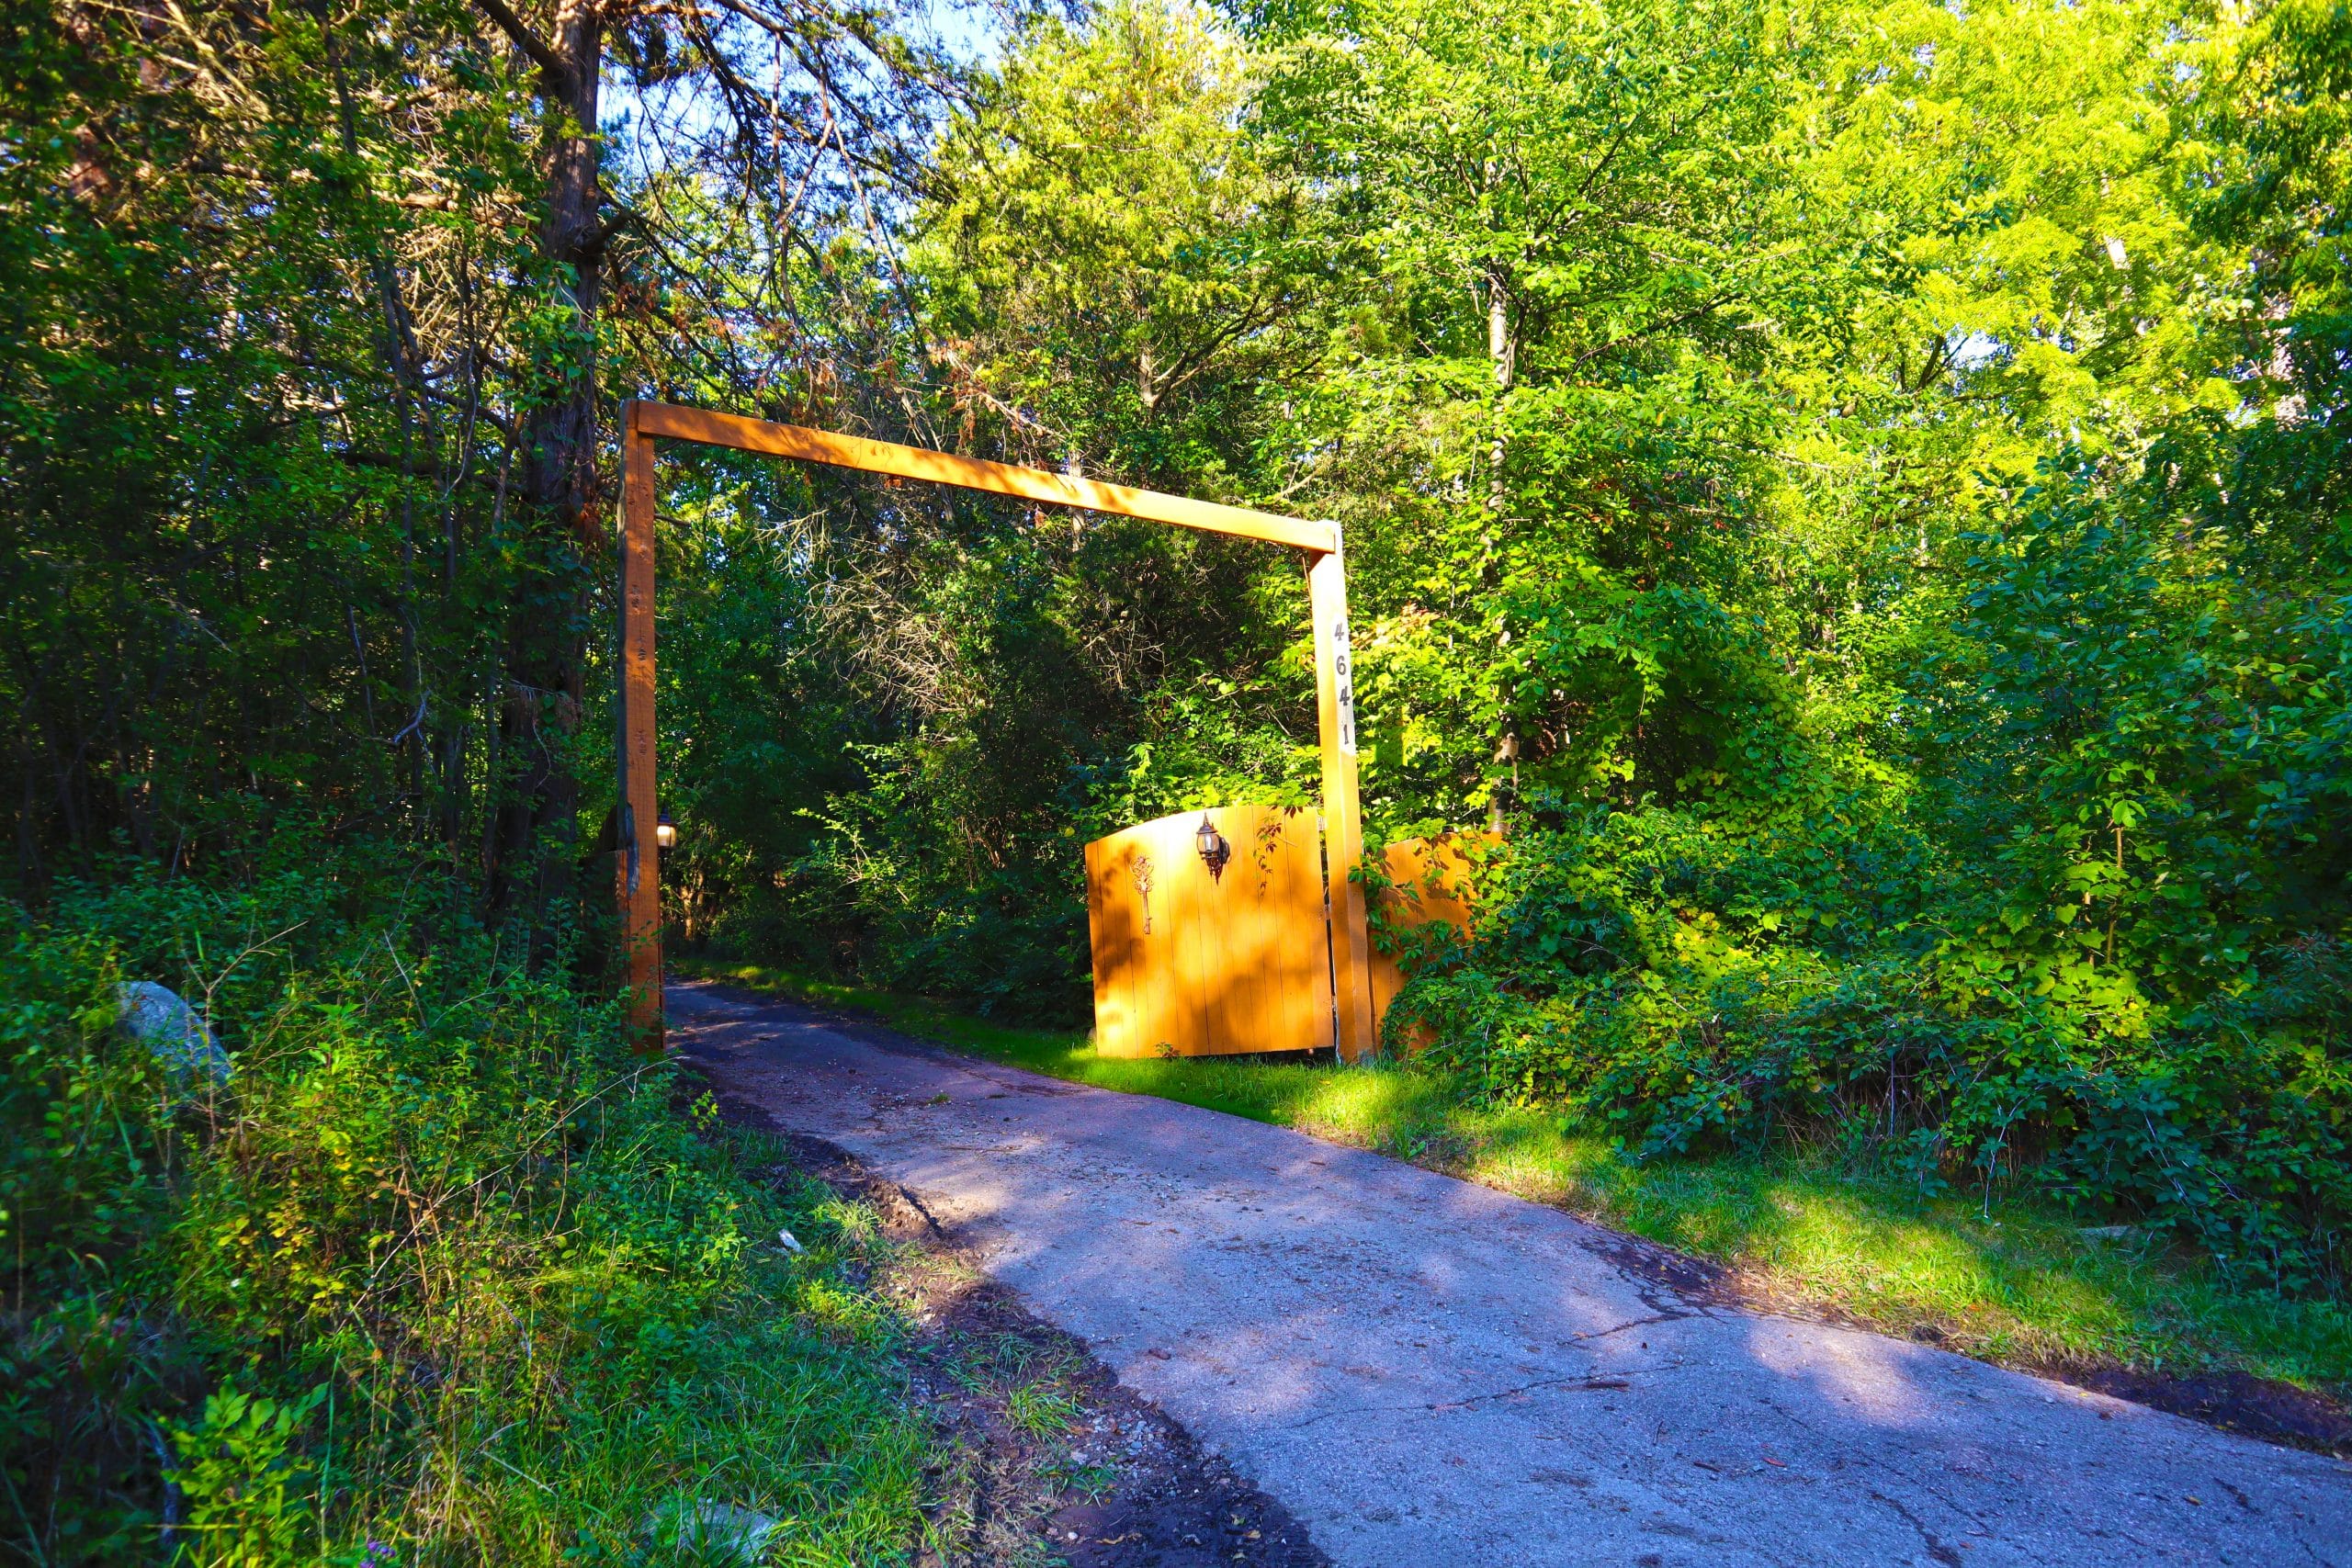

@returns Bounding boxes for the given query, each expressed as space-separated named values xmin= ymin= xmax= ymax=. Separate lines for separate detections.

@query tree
xmin=1250 ymin=0 xmax=1838 ymax=827
xmin=918 ymin=0 xmax=1316 ymax=487
xmin=0 ymin=0 xmax=950 ymax=946
xmin=470 ymin=0 xmax=953 ymax=939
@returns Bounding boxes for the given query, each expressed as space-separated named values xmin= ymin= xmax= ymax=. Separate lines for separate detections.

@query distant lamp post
xmin=1195 ymin=812 xmax=1231 ymax=883
xmin=655 ymin=807 xmax=677 ymax=866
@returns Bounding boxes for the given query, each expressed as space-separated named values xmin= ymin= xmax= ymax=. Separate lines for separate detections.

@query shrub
xmin=2 ymin=858 xmax=925 ymax=1565
xmin=1386 ymin=805 xmax=2352 ymax=1292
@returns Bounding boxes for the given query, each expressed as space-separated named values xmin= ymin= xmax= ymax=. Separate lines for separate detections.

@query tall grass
xmin=4 ymin=865 xmax=929 ymax=1566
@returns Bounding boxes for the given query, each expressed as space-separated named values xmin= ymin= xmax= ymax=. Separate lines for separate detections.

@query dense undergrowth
xmin=2 ymin=858 xmax=927 ymax=1566
xmin=1387 ymin=822 xmax=2352 ymax=1297
xmin=1384 ymin=501 xmax=2352 ymax=1296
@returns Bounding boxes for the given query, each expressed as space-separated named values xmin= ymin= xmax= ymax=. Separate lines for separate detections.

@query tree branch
xmin=473 ymin=0 xmax=576 ymax=98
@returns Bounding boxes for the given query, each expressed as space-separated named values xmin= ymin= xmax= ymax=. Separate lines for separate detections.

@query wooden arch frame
xmin=616 ymin=400 xmax=1376 ymax=1058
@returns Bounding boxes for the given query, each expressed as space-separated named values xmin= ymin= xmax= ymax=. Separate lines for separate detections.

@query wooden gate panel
xmin=1085 ymin=824 xmax=1169 ymax=1058
xmin=1085 ymin=806 xmax=1332 ymax=1057
xmin=1203 ymin=807 xmax=1330 ymax=1055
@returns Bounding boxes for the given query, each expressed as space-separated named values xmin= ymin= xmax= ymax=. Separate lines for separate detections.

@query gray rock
xmin=117 ymin=981 xmax=231 ymax=1087
xmin=639 ymin=1499 xmax=783 ymax=1565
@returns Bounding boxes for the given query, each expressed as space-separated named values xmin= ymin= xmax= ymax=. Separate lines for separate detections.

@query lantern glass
xmin=1194 ymin=812 xmax=1230 ymax=881
xmin=655 ymin=809 xmax=678 ymax=850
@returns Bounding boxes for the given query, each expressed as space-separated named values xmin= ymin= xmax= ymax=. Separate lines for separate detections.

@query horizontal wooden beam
xmin=628 ymin=400 xmax=1335 ymax=554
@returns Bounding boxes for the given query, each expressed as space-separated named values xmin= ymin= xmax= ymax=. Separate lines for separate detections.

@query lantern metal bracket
xmin=1195 ymin=812 xmax=1232 ymax=882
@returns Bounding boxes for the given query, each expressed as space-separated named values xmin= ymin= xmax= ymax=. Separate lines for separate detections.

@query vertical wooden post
xmin=1309 ymin=536 xmax=1375 ymax=1062
xmin=617 ymin=402 xmax=662 ymax=1053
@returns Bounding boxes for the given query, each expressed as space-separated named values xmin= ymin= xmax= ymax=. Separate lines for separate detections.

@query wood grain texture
xmin=1310 ymin=545 xmax=1375 ymax=1062
xmin=1084 ymin=807 xmax=1333 ymax=1057
xmin=618 ymin=408 xmax=662 ymax=1053
xmin=628 ymin=401 xmax=1338 ymax=553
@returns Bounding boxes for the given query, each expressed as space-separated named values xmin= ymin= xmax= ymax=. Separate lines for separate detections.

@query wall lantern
xmin=655 ymin=808 xmax=678 ymax=852
xmin=1195 ymin=812 xmax=1231 ymax=882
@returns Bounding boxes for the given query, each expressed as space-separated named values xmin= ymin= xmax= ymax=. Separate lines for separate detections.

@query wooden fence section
xmin=1084 ymin=806 xmax=1333 ymax=1056
xmin=1367 ymin=833 xmax=1493 ymax=1048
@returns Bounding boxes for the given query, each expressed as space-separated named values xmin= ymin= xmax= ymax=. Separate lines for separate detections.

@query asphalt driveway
xmin=670 ymin=978 xmax=2351 ymax=1567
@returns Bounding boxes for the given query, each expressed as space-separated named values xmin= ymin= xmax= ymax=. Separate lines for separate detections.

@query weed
xmin=1006 ymin=1382 xmax=1080 ymax=1441
xmin=3 ymin=874 xmax=933 ymax=1566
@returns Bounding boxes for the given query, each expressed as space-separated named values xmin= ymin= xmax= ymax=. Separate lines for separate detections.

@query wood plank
xmin=1220 ymin=805 xmax=1330 ymax=1055
xmin=1169 ymin=812 xmax=1216 ymax=1055
xmin=1084 ymin=836 xmax=1133 ymax=1055
xmin=1260 ymin=806 xmax=1334 ymax=1053
xmin=1368 ymin=832 xmax=1492 ymax=1043
xmin=1310 ymin=544 xmax=1375 ymax=1062
xmin=1089 ymin=822 xmax=1168 ymax=1058
xmin=1084 ymin=836 xmax=1114 ymax=1051
xmin=1299 ymin=809 xmax=1340 ymax=1050
xmin=1134 ymin=816 xmax=1180 ymax=1056
xmin=618 ymin=409 xmax=662 ymax=1053
xmin=1200 ymin=807 xmax=1249 ymax=1054
xmin=628 ymin=400 xmax=1338 ymax=554
xmin=1083 ymin=806 xmax=1334 ymax=1057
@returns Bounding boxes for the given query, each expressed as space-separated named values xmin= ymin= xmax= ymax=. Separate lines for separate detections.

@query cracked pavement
xmin=670 ymin=979 xmax=2352 ymax=1566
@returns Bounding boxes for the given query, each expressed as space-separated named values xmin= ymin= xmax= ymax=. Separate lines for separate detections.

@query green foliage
xmin=164 ymin=1385 xmax=334 ymax=1568
xmin=918 ymin=0 xmax=1313 ymax=484
xmin=0 ymin=0 xmax=561 ymax=882
xmin=11 ymin=0 xmax=2352 ymax=1378
xmin=1387 ymin=542 xmax=2352 ymax=1285
xmin=1 ymin=0 xmax=955 ymax=936
xmin=1915 ymin=480 xmax=2352 ymax=1015
xmin=2 ymin=859 xmax=927 ymax=1564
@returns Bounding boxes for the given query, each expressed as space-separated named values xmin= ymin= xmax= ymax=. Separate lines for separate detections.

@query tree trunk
xmin=1486 ymin=257 xmax=1518 ymax=835
xmin=1487 ymin=260 xmax=1515 ymax=513
xmin=482 ymin=0 xmax=607 ymax=949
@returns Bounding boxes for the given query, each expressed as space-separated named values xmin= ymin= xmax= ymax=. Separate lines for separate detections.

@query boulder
xmin=117 ymin=981 xmax=231 ymax=1088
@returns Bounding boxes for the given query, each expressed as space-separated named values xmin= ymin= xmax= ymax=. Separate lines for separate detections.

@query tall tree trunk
xmin=1487 ymin=260 xmax=1514 ymax=514
xmin=479 ymin=0 xmax=607 ymax=948
xmin=1486 ymin=257 xmax=1518 ymax=835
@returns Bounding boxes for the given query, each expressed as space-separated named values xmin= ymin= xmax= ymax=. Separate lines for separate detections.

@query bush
xmin=1386 ymin=805 xmax=2352 ymax=1292
xmin=2 ymin=857 xmax=926 ymax=1565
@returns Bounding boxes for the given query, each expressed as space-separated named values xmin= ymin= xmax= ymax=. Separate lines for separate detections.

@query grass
xmin=677 ymin=955 xmax=2352 ymax=1394
xmin=3 ymin=876 xmax=939 ymax=1568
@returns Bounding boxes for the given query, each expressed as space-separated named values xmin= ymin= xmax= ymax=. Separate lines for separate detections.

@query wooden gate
xmin=614 ymin=400 xmax=1377 ymax=1057
xmin=1085 ymin=815 xmax=1491 ymax=1058
xmin=1085 ymin=806 xmax=1334 ymax=1057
